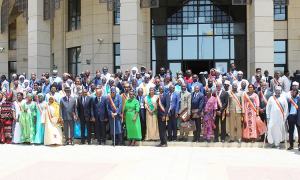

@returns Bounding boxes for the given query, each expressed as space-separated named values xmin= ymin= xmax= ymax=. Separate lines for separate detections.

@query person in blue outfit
xmin=106 ymin=85 xmax=124 ymax=146
xmin=191 ymin=86 xmax=205 ymax=142
xmin=226 ymin=63 xmax=238 ymax=84
xmin=167 ymin=85 xmax=180 ymax=141
xmin=91 ymin=89 xmax=108 ymax=145
xmin=34 ymin=93 xmax=47 ymax=144
xmin=188 ymin=74 xmax=204 ymax=94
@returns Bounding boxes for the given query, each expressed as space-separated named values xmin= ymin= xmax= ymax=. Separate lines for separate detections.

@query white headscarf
xmin=132 ymin=67 xmax=138 ymax=74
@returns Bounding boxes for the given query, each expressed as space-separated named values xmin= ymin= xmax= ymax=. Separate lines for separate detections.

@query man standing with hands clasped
xmin=60 ymin=87 xmax=78 ymax=146
xmin=287 ymin=88 xmax=300 ymax=150
xmin=191 ymin=85 xmax=205 ymax=142
xmin=178 ymin=83 xmax=191 ymax=142
xmin=156 ymin=86 xmax=170 ymax=147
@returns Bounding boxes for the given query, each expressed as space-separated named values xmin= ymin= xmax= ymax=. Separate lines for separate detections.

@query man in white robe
xmin=233 ymin=71 xmax=249 ymax=91
xmin=266 ymin=86 xmax=289 ymax=149
xmin=138 ymin=74 xmax=155 ymax=96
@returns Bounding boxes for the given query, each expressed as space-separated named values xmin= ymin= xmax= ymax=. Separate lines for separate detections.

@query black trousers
xmin=158 ymin=116 xmax=167 ymax=145
xmin=260 ymin=112 xmax=267 ymax=139
xmin=80 ymin=119 xmax=91 ymax=143
xmin=140 ymin=111 xmax=146 ymax=140
xmin=90 ymin=121 xmax=96 ymax=139
xmin=192 ymin=117 xmax=201 ymax=140
xmin=168 ymin=114 xmax=177 ymax=139
xmin=95 ymin=118 xmax=106 ymax=143
xmin=64 ymin=120 xmax=74 ymax=140
xmin=214 ymin=115 xmax=226 ymax=141
xmin=288 ymin=115 xmax=300 ymax=147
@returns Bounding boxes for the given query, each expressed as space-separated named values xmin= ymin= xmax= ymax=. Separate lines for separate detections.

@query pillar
xmin=28 ymin=0 xmax=51 ymax=77
xmin=120 ymin=0 xmax=144 ymax=71
xmin=16 ymin=16 xmax=28 ymax=74
xmin=249 ymin=0 xmax=274 ymax=77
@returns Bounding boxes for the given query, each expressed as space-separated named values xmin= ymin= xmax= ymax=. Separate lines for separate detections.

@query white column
xmin=249 ymin=0 xmax=274 ymax=76
xmin=28 ymin=0 xmax=51 ymax=77
xmin=120 ymin=0 xmax=144 ymax=71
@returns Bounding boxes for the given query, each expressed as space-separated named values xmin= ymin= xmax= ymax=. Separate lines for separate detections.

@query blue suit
xmin=188 ymin=82 xmax=204 ymax=94
xmin=157 ymin=92 xmax=170 ymax=145
xmin=191 ymin=92 xmax=205 ymax=141
xmin=287 ymin=97 xmax=300 ymax=148
xmin=136 ymin=95 xmax=146 ymax=140
xmin=168 ymin=92 xmax=180 ymax=140
xmin=106 ymin=94 xmax=123 ymax=144
xmin=91 ymin=96 xmax=108 ymax=143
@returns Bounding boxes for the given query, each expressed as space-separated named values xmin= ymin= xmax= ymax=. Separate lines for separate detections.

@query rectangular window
xmin=114 ymin=10 xmax=120 ymax=25
xmin=274 ymin=40 xmax=287 ymax=76
xmin=274 ymin=5 xmax=287 ymax=21
xmin=114 ymin=43 xmax=120 ymax=73
xmin=9 ymin=22 xmax=16 ymax=50
xmin=68 ymin=0 xmax=81 ymax=31
xmin=8 ymin=61 xmax=17 ymax=80
xmin=68 ymin=47 xmax=81 ymax=76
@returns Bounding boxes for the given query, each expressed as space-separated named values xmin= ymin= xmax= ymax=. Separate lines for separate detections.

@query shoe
xmin=63 ymin=141 xmax=69 ymax=146
xmin=183 ymin=138 xmax=188 ymax=142
xmin=238 ymin=139 xmax=241 ymax=143
xmin=199 ymin=138 xmax=204 ymax=142
xmin=71 ymin=141 xmax=74 ymax=146
xmin=178 ymin=138 xmax=183 ymax=141
xmin=222 ymin=140 xmax=225 ymax=143
xmin=96 ymin=142 xmax=101 ymax=145
xmin=161 ymin=144 xmax=168 ymax=147
xmin=192 ymin=139 xmax=197 ymax=142
xmin=275 ymin=145 xmax=280 ymax=149
xmin=173 ymin=138 xmax=177 ymax=142
xmin=267 ymin=143 xmax=275 ymax=149
xmin=228 ymin=140 xmax=234 ymax=143
xmin=287 ymin=146 xmax=293 ymax=150
xmin=88 ymin=142 xmax=92 ymax=145
xmin=168 ymin=137 xmax=173 ymax=142
xmin=102 ymin=142 xmax=105 ymax=146
xmin=207 ymin=140 xmax=211 ymax=143
xmin=79 ymin=142 xmax=85 ymax=145
xmin=156 ymin=143 xmax=162 ymax=147
xmin=298 ymin=147 xmax=300 ymax=151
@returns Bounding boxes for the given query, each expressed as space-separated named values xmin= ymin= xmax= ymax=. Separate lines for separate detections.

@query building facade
xmin=0 ymin=0 xmax=298 ymax=79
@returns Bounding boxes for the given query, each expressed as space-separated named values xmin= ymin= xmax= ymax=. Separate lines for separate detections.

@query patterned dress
xmin=242 ymin=93 xmax=259 ymax=139
xmin=0 ymin=101 xmax=13 ymax=144
xmin=203 ymin=96 xmax=217 ymax=140
xmin=19 ymin=102 xmax=37 ymax=143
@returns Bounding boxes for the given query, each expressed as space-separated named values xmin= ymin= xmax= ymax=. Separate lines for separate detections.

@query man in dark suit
xmin=136 ymin=88 xmax=146 ymax=140
xmin=58 ymin=73 xmax=72 ymax=91
xmin=287 ymin=88 xmax=300 ymax=150
xmin=156 ymin=86 xmax=170 ymax=147
xmin=213 ymin=82 xmax=228 ymax=142
xmin=60 ymin=87 xmax=78 ymax=146
xmin=91 ymin=89 xmax=108 ymax=145
xmin=77 ymin=89 xmax=93 ymax=145
xmin=291 ymin=70 xmax=300 ymax=90
xmin=167 ymin=85 xmax=180 ymax=141
xmin=191 ymin=85 xmax=205 ymax=142
xmin=263 ymin=70 xmax=273 ymax=87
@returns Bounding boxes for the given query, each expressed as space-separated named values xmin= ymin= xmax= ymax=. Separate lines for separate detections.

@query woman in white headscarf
xmin=130 ymin=67 xmax=138 ymax=82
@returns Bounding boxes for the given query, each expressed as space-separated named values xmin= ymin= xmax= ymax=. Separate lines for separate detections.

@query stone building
xmin=0 ymin=0 xmax=298 ymax=79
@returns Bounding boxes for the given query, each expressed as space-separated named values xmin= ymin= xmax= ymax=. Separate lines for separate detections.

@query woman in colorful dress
xmin=201 ymin=88 xmax=217 ymax=142
xmin=242 ymin=84 xmax=260 ymax=143
xmin=124 ymin=90 xmax=142 ymax=146
xmin=0 ymin=93 xmax=14 ymax=144
xmin=12 ymin=92 xmax=25 ymax=144
xmin=144 ymin=87 xmax=159 ymax=141
xmin=34 ymin=93 xmax=47 ymax=144
xmin=161 ymin=74 xmax=173 ymax=93
xmin=19 ymin=93 xmax=37 ymax=144
xmin=174 ymin=78 xmax=184 ymax=94
xmin=42 ymin=96 xmax=63 ymax=145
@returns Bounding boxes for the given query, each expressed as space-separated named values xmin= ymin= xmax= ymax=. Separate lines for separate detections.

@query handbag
xmin=179 ymin=108 xmax=189 ymax=121
xmin=191 ymin=109 xmax=198 ymax=118
xmin=181 ymin=120 xmax=196 ymax=132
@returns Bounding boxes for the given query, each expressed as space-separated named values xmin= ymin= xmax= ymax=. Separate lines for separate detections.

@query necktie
xmin=218 ymin=91 xmax=220 ymax=95
xmin=67 ymin=97 xmax=70 ymax=103
xmin=83 ymin=97 xmax=86 ymax=106
xmin=98 ymin=98 xmax=100 ymax=106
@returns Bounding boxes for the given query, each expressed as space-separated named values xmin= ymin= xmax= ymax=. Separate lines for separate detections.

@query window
xmin=114 ymin=43 xmax=120 ymax=73
xmin=274 ymin=5 xmax=287 ymax=21
xmin=68 ymin=47 xmax=81 ymax=76
xmin=8 ymin=61 xmax=16 ymax=80
xmin=9 ymin=22 xmax=16 ymax=50
xmin=68 ymin=0 xmax=81 ymax=31
xmin=274 ymin=40 xmax=287 ymax=76
xmin=114 ymin=10 xmax=120 ymax=25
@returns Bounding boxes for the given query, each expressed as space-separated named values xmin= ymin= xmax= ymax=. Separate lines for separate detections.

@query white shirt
xmin=282 ymin=75 xmax=290 ymax=91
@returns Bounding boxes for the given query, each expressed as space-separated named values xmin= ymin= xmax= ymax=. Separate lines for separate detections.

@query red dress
xmin=0 ymin=101 xmax=13 ymax=144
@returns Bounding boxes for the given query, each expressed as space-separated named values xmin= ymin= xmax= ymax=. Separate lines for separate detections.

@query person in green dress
xmin=19 ymin=93 xmax=37 ymax=144
xmin=123 ymin=90 xmax=142 ymax=146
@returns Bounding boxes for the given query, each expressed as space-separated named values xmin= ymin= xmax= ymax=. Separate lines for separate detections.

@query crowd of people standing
xmin=0 ymin=64 xmax=300 ymax=150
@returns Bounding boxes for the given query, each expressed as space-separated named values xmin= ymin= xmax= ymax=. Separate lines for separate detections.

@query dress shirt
xmin=289 ymin=96 xmax=299 ymax=115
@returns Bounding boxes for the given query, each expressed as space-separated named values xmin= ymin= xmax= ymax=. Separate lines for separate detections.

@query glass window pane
xmin=167 ymin=24 xmax=182 ymax=36
xmin=199 ymin=36 xmax=213 ymax=59
xmin=230 ymin=23 xmax=245 ymax=35
xmin=115 ymin=56 xmax=120 ymax=66
xmin=183 ymin=37 xmax=197 ymax=59
xmin=77 ymin=47 xmax=81 ymax=62
xmin=168 ymin=37 xmax=182 ymax=60
xmin=77 ymin=63 xmax=81 ymax=76
xmin=69 ymin=48 xmax=76 ymax=63
xmin=115 ymin=44 xmax=120 ymax=55
xmin=182 ymin=24 xmax=197 ymax=35
xmin=152 ymin=25 xmax=166 ymax=36
xmin=274 ymin=41 xmax=286 ymax=52
xmin=198 ymin=24 xmax=213 ymax=35
xmin=215 ymin=36 xmax=229 ymax=59
xmin=274 ymin=53 xmax=286 ymax=64
xmin=214 ymin=23 xmax=229 ymax=35
xmin=198 ymin=6 xmax=213 ymax=23
xmin=152 ymin=61 xmax=156 ymax=76
xmin=274 ymin=67 xmax=285 ymax=77
xmin=152 ymin=37 xmax=167 ymax=60
xmin=69 ymin=64 xmax=76 ymax=76
xmin=169 ymin=63 xmax=182 ymax=77
xmin=231 ymin=36 xmax=246 ymax=59
xmin=152 ymin=7 xmax=166 ymax=24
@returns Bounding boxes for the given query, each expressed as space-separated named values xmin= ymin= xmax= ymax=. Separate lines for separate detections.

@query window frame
xmin=114 ymin=43 xmax=120 ymax=73
xmin=114 ymin=10 xmax=120 ymax=25
xmin=68 ymin=0 xmax=81 ymax=31
xmin=68 ymin=47 xmax=81 ymax=76
xmin=274 ymin=39 xmax=288 ymax=75
xmin=274 ymin=5 xmax=287 ymax=21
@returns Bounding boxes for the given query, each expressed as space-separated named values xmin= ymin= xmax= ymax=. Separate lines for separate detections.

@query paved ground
xmin=0 ymin=144 xmax=299 ymax=180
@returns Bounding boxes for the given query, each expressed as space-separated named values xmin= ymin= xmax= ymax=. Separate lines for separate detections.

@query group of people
xmin=0 ymin=64 xmax=300 ymax=150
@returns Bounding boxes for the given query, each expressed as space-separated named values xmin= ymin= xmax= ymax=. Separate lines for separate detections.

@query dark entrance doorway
xmin=185 ymin=61 xmax=212 ymax=74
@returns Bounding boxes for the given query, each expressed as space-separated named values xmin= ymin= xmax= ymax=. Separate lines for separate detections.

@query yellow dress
xmin=144 ymin=95 xmax=160 ymax=140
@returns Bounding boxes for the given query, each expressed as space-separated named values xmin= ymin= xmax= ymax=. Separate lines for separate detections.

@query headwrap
xmin=49 ymin=96 xmax=60 ymax=119
xmin=132 ymin=67 xmax=138 ymax=73
xmin=53 ymin=70 xmax=58 ymax=73
xmin=124 ymin=83 xmax=129 ymax=87
xmin=176 ymin=71 xmax=183 ymax=74
xmin=210 ymin=68 xmax=216 ymax=79
xmin=178 ymin=78 xmax=184 ymax=84
xmin=148 ymin=70 xmax=152 ymax=73
xmin=224 ymin=80 xmax=231 ymax=85
xmin=12 ymin=74 xmax=17 ymax=77
xmin=109 ymin=77 xmax=115 ymax=82
xmin=26 ymin=88 xmax=32 ymax=93
xmin=24 ymin=79 xmax=30 ymax=83
xmin=238 ymin=71 xmax=243 ymax=75
xmin=203 ymin=71 xmax=208 ymax=75
xmin=164 ymin=73 xmax=171 ymax=78
xmin=292 ymin=81 xmax=299 ymax=86
xmin=110 ymin=85 xmax=117 ymax=92
xmin=6 ymin=93 xmax=12 ymax=100
xmin=144 ymin=74 xmax=150 ymax=78
xmin=19 ymin=75 xmax=25 ymax=79
xmin=27 ymin=93 xmax=34 ymax=98
xmin=275 ymin=86 xmax=282 ymax=91
xmin=38 ymin=93 xmax=45 ymax=98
